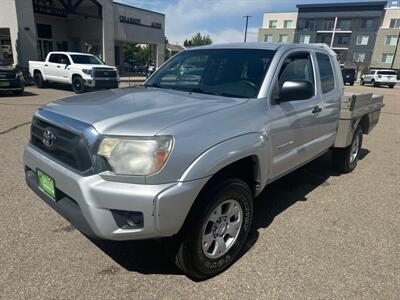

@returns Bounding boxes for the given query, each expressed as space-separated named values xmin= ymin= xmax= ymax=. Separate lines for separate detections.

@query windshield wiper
xmin=187 ymin=88 xmax=246 ymax=98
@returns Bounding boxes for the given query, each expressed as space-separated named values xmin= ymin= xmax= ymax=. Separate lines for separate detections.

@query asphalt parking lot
xmin=0 ymin=83 xmax=399 ymax=299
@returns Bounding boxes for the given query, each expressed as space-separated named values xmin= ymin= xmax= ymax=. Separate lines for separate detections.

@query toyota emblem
xmin=42 ymin=129 xmax=56 ymax=148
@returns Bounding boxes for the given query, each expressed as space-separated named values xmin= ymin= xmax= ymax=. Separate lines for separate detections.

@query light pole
xmin=243 ymin=15 xmax=252 ymax=43
xmin=390 ymin=30 xmax=400 ymax=69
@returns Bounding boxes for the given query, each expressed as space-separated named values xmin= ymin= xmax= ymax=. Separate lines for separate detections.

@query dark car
xmin=0 ymin=61 xmax=25 ymax=96
xmin=342 ymin=68 xmax=356 ymax=86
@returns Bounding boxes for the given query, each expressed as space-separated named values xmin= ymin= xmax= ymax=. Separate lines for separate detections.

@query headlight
xmin=97 ymin=136 xmax=173 ymax=176
xmin=82 ymin=69 xmax=92 ymax=76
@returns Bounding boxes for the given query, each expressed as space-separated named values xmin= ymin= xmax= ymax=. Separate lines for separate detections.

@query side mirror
xmin=278 ymin=80 xmax=314 ymax=102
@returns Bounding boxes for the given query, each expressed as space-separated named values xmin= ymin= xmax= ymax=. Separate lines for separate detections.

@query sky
xmin=116 ymin=0 xmax=392 ymax=45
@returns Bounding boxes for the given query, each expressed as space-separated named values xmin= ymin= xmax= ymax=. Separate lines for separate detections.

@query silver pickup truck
xmin=24 ymin=43 xmax=384 ymax=280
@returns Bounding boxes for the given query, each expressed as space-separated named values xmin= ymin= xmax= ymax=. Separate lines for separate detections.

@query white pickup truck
xmin=29 ymin=52 xmax=119 ymax=93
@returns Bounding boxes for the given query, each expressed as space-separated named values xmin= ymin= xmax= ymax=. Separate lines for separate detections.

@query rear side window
xmin=48 ymin=54 xmax=59 ymax=63
xmin=377 ymin=71 xmax=396 ymax=75
xmin=316 ymin=52 xmax=335 ymax=94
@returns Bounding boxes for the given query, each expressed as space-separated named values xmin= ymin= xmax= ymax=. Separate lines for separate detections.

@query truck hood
xmin=43 ymin=87 xmax=248 ymax=136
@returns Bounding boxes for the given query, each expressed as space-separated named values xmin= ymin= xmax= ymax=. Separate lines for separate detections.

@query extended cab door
xmin=266 ymin=50 xmax=325 ymax=180
xmin=45 ymin=53 xmax=60 ymax=81
xmin=314 ymin=51 xmax=341 ymax=151
xmin=54 ymin=54 xmax=71 ymax=83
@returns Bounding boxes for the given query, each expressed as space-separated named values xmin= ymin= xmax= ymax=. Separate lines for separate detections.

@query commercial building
xmin=370 ymin=3 xmax=400 ymax=69
xmin=0 ymin=0 xmax=165 ymax=69
xmin=258 ymin=12 xmax=298 ymax=43
xmin=258 ymin=1 xmax=400 ymax=71
xmin=294 ymin=1 xmax=386 ymax=69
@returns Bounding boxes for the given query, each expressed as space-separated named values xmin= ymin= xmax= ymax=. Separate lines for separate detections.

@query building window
xmin=264 ymin=34 xmax=273 ymax=42
xmin=322 ymin=19 xmax=334 ymax=30
xmin=283 ymin=20 xmax=292 ymax=29
xmin=356 ymin=35 xmax=369 ymax=45
xmin=279 ymin=34 xmax=288 ymax=43
xmin=385 ymin=35 xmax=399 ymax=46
xmin=337 ymin=19 xmax=351 ymax=31
xmin=336 ymin=35 xmax=350 ymax=46
xmin=381 ymin=53 xmax=394 ymax=63
xmin=318 ymin=34 xmax=332 ymax=45
xmin=304 ymin=19 xmax=315 ymax=31
xmin=269 ymin=20 xmax=277 ymax=28
xmin=353 ymin=52 xmax=365 ymax=63
xmin=300 ymin=35 xmax=311 ymax=44
xmin=389 ymin=19 xmax=400 ymax=28
xmin=36 ymin=23 xmax=52 ymax=39
xmin=361 ymin=19 xmax=375 ymax=29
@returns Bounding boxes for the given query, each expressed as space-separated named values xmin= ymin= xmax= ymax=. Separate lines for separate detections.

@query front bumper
xmin=0 ymin=78 xmax=24 ymax=91
xmin=84 ymin=77 xmax=119 ymax=89
xmin=23 ymin=144 xmax=208 ymax=241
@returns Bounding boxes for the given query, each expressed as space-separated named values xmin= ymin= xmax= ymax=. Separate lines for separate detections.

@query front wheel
xmin=72 ymin=76 xmax=86 ymax=94
xmin=332 ymin=127 xmax=363 ymax=173
xmin=12 ymin=88 xmax=24 ymax=96
xmin=360 ymin=78 xmax=364 ymax=86
xmin=170 ymin=178 xmax=254 ymax=280
xmin=371 ymin=79 xmax=377 ymax=87
xmin=389 ymin=85 xmax=395 ymax=89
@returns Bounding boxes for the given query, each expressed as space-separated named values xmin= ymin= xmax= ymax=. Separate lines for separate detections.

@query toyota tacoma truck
xmin=29 ymin=52 xmax=119 ymax=94
xmin=24 ymin=43 xmax=384 ymax=280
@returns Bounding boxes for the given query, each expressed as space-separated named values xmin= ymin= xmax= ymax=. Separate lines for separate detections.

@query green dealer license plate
xmin=37 ymin=170 xmax=56 ymax=199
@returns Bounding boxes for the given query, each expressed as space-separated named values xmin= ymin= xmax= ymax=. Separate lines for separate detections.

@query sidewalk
xmin=119 ymin=76 xmax=146 ymax=83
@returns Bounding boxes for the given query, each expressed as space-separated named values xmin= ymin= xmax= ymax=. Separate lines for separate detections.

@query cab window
xmin=272 ymin=52 xmax=315 ymax=102
xmin=316 ymin=52 xmax=335 ymax=94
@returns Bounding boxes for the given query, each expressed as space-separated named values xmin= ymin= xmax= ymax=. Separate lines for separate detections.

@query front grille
xmin=0 ymin=72 xmax=16 ymax=80
xmin=30 ymin=118 xmax=93 ymax=173
xmin=92 ymin=68 xmax=117 ymax=78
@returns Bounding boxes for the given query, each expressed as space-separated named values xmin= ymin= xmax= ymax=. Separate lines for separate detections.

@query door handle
xmin=312 ymin=106 xmax=322 ymax=114
xmin=57 ymin=65 xmax=61 ymax=68
xmin=44 ymin=64 xmax=48 ymax=67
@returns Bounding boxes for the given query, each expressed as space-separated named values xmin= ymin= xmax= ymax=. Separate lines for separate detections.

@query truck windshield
xmin=145 ymin=49 xmax=276 ymax=98
xmin=70 ymin=55 xmax=103 ymax=65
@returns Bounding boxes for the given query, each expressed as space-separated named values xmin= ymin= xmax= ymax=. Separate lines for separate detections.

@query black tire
xmin=34 ymin=72 xmax=46 ymax=88
xmin=371 ymin=79 xmax=377 ymax=87
xmin=389 ymin=85 xmax=395 ymax=89
xmin=332 ymin=127 xmax=363 ymax=174
xmin=360 ymin=78 xmax=364 ymax=86
xmin=350 ymin=81 xmax=354 ymax=86
xmin=72 ymin=76 xmax=86 ymax=94
xmin=12 ymin=88 xmax=24 ymax=96
xmin=169 ymin=178 xmax=254 ymax=280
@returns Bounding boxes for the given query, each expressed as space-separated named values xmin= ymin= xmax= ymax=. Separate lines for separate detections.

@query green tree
xmin=184 ymin=33 xmax=212 ymax=48
xmin=122 ymin=43 xmax=152 ymax=64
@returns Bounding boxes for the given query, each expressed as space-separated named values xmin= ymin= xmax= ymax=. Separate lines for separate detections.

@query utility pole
xmin=390 ymin=30 xmax=400 ymax=69
xmin=243 ymin=15 xmax=252 ymax=43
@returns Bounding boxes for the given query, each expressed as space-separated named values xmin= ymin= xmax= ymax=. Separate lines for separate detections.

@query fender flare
xmin=179 ymin=133 xmax=267 ymax=187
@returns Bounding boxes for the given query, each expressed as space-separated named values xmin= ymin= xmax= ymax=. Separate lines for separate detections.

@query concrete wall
xmin=258 ymin=28 xmax=295 ymax=43
xmin=0 ymin=0 xmax=38 ymax=67
xmin=371 ymin=8 xmax=400 ymax=69
xmin=261 ymin=12 xmax=298 ymax=29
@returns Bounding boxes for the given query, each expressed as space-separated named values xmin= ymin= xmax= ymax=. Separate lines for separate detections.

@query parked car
xmin=0 ymin=60 xmax=25 ymax=95
xmin=341 ymin=68 xmax=356 ymax=85
xmin=29 ymin=52 xmax=119 ymax=94
xmin=361 ymin=69 xmax=397 ymax=88
xmin=24 ymin=43 xmax=384 ymax=280
xmin=0 ymin=45 xmax=12 ymax=59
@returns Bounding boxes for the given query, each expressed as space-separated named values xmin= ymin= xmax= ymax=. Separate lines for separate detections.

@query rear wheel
xmin=34 ymin=72 xmax=46 ymax=88
xmin=332 ymin=127 xmax=363 ymax=173
xmin=72 ymin=76 xmax=86 ymax=94
xmin=350 ymin=81 xmax=354 ymax=86
xmin=360 ymin=78 xmax=364 ymax=86
xmin=168 ymin=178 xmax=254 ymax=280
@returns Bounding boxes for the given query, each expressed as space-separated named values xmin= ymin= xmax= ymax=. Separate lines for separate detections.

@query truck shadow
xmin=92 ymin=149 xmax=370 ymax=277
